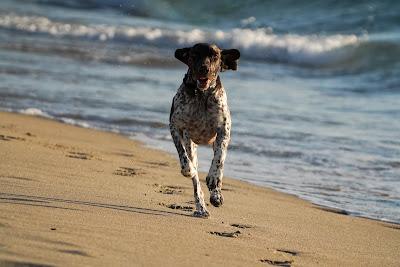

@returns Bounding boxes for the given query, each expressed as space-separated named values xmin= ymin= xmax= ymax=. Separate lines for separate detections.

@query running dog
xmin=169 ymin=43 xmax=240 ymax=217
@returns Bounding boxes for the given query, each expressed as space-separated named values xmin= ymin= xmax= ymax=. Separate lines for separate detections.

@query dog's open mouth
xmin=196 ymin=77 xmax=210 ymax=89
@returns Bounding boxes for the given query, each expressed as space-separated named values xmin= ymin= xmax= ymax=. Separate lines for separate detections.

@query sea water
xmin=0 ymin=0 xmax=399 ymax=223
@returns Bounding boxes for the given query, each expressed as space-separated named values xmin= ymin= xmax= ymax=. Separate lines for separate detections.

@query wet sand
xmin=0 ymin=111 xmax=399 ymax=266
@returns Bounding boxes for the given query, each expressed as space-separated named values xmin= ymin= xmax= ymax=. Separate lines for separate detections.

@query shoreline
xmin=8 ymin=108 xmax=399 ymax=225
xmin=1 ymin=111 xmax=399 ymax=266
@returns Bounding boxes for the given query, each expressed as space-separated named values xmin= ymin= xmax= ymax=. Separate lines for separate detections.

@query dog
xmin=169 ymin=43 xmax=240 ymax=218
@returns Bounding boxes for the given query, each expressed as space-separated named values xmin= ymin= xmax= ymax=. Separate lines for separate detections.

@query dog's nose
xmin=199 ymin=65 xmax=209 ymax=75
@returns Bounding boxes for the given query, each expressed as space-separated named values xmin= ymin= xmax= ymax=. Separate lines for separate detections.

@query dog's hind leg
xmin=182 ymin=131 xmax=209 ymax=218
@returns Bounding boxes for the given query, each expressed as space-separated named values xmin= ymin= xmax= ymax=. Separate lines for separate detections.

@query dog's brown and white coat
xmin=169 ymin=43 xmax=240 ymax=217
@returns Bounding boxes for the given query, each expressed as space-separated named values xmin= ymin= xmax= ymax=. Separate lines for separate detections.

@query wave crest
xmin=0 ymin=13 xmax=363 ymax=66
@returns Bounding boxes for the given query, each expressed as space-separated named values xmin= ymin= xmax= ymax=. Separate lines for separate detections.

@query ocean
xmin=0 ymin=0 xmax=399 ymax=223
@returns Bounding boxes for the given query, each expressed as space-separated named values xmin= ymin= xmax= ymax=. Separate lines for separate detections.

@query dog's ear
xmin=221 ymin=49 xmax=240 ymax=71
xmin=175 ymin=47 xmax=191 ymax=65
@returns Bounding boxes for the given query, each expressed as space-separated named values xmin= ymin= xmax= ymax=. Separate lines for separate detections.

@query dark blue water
xmin=1 ymin=0 xmax=399 ymax=223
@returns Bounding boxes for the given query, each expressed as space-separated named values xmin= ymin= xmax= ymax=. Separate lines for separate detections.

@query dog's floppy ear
xmin=221 ymin=49 xmax=240 ymax=71
xmin=175 ymin=47 xmax=191 ymax=65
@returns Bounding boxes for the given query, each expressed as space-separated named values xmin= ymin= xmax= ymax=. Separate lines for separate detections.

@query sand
xmin=0 ymin=111 xmax=399 ymax=267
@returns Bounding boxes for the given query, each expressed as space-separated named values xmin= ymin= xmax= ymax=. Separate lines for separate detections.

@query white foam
xmin=60 ymin=118 xmax=91 ymax=128
xmin=0 ymin=13 xmax=362 ymax=66
xmin=226 ymin=28 xmax=361 ymax=65
xmin=19 ymin=108 xmax=50 ymax=117
xmin=17 ymin=108 xmax=91 ymax=129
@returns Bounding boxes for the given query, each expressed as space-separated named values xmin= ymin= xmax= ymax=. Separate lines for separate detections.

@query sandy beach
xmin=0 ymin=111 xmax=399 ymax=266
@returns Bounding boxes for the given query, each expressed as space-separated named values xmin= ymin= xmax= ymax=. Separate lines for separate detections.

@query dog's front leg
xmin=170 ymin=126 xmax=209 ymax=217
xmin=191 ymin=174 xmax=209 ymax=218
xmin=169 ymin=124 xmax=196 ymax=178
xmin=206 ymin=124 xmax=231 ymax=207
xmin=182 ymin=131 xmax=209 ymax=217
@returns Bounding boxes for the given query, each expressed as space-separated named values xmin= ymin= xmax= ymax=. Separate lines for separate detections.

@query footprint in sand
xmin=260 ymin=259 xmax=293 ymax=266
xmin=230 ymin=223 xmax=253 ymax=229
xmin=276 ymin=249 xmax=299 ymax=256
xmin=209 ymin=230 xmax=241 ymax=238
xmin=154 ymin=184 xmax=185 ymax=195
xmin=113 ymin=167 xmax=139 ymax=177
xmin=0 ymin=134 xmax=26 ymax=141
xmin=113 ymin=151 xmax=134 ymax=158
xmin=260 ymin=249 xmax=299 ymax=266
xmin=66 ymin=151 xmax=93 ymax=160
xmin=1 ymin=260 xmax=54 ymax=267
xmin=159 ymin=202 xmax=193 ymax=212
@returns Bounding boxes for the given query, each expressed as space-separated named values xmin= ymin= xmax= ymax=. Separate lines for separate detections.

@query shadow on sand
xmin=0 ymin=192 xmax=193 ymax=218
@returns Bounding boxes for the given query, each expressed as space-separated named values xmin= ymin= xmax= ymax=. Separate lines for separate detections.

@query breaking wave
xmin=0 ymin=13 xmax=368 ymax=67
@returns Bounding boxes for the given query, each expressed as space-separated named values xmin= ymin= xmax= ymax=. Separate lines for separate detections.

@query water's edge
xmin=7 ymin=110 xmax=398 ymax=226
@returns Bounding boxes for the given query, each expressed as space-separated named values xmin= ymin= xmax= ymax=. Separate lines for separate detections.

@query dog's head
xmin=175 ymin=43 xmax=240 ymax=90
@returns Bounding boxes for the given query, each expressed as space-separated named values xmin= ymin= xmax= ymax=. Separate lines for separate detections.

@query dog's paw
xmin=181 ymin=168 xmax=196 ymax=178
xmin=193 ymin=209 xmax=210 ymax=218
xmin=210 ymin=189 xmax=224 ymax=207
xmin=180 ymin=164 xmax=196 ymax=177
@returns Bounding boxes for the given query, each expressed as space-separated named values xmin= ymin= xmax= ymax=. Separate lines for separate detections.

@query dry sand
xmin=0 ymin=111 xmax=399 ymax=266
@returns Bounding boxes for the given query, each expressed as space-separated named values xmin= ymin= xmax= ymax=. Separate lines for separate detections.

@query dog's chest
xmin=177 ymin=95 xmax=221 ymax=127
xmin=173 ymin=90 xmax=228 ymax=143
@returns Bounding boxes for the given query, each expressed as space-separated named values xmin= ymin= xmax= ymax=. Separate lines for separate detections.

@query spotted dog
xmin=169 ymin=43 xmax=240 ymax=218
